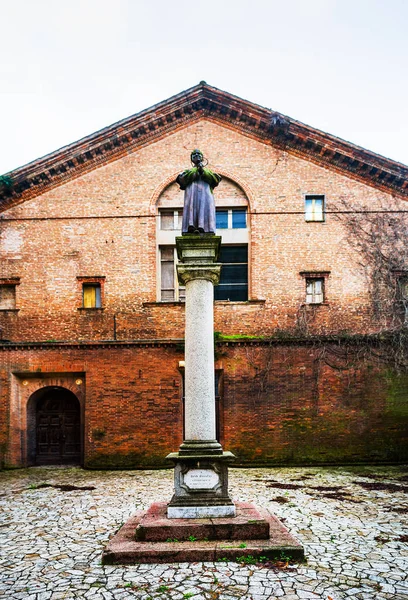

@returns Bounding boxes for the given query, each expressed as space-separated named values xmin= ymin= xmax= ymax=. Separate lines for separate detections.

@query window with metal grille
xmin=214 ymin=245 xmax=248 ymax=301
xmin=305 ymin=195 xmax=324 ymax=222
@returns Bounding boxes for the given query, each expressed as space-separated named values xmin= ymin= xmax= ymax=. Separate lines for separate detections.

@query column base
xmin=178 ymin=439 xmax=223 ymax=456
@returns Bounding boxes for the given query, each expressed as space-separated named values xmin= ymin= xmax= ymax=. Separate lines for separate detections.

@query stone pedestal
xmin=166 ymin=453 xmax=235 ymax=518
xmin=166 ymin=235 xmax=236 ymax=518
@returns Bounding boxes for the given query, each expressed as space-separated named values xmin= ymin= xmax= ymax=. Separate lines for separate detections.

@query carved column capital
xmin=177 ymin=263 xmax=221 ymax=286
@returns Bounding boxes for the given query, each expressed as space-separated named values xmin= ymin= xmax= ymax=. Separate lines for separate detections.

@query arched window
xmin=156 ymin=177 xmax=249 ymax=302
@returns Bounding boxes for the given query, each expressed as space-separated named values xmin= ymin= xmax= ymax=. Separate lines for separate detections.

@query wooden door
xmin=36 ymin=390 xmax=80 ymax=465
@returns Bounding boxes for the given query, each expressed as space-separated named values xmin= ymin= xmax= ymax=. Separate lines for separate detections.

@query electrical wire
xmin=1 ymin=209 xmax=408 ymax=223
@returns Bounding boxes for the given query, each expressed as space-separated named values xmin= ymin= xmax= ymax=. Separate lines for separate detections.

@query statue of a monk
xmin=177 ymin=149 xmax=221 ymax=235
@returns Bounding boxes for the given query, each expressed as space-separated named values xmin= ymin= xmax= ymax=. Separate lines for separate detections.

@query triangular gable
xmin=1 ymin=81 xmax=407 ymax=211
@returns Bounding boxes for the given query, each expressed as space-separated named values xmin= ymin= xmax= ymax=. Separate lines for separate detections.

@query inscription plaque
xmin=184 ymin=469 xmax=219 ymax=490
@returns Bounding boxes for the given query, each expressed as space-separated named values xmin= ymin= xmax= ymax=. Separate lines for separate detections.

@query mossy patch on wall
xmin=223 ymin=346 xmax=408 ymax=465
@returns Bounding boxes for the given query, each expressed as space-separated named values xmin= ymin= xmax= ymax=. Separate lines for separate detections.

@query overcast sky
xmin=1 ymin=0 xmax=407 ymax=174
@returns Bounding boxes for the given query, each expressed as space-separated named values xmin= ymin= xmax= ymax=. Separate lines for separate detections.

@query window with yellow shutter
xmin=82 ymin=284 xmax=101 ymax=308
xmin=77 ymin=277 xmax=105 ymax=309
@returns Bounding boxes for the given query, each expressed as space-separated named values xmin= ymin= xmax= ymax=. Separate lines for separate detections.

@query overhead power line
xmin=1 ymin=210 xmax=408 ymax=223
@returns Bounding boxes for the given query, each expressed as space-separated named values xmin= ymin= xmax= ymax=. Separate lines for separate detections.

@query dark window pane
xmin=214 ymin=284 xmax=248 ymax=301
xmin=215 ymin=245 xmax=248 ymax=301
xmin=215 ymin=372 xmax=220 ymax=396
xmin=220 ymin=264 xmax=248 ymax=284
xmin=216 ymin=210 xmax=228 ymax=229
xmin=219 ymin=246 xmax=248 ymax=263
xmin=232 ymin=209 xmax=246 ymax=229
xmin=95 ymin=285 xmax=101 ymax=308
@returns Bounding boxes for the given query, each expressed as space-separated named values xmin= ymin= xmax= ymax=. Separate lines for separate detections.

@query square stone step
xmin=136 ymin=502 xmax=270 ymax=542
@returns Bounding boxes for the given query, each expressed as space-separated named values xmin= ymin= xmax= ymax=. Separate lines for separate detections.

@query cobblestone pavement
xmin=0 ymin=465 xmax=407 ymax=600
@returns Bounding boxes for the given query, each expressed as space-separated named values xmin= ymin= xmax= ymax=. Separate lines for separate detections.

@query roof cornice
xmin=1 ymin=82 xmax=407 ymax=209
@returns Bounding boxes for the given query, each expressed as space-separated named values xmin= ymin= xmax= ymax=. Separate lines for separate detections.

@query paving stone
xmin=0 ymin=465 xmax=407 ymax=600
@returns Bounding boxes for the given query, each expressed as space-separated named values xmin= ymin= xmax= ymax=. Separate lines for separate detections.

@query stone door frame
xmin=8 ymin=372 xmax=85 ymax=468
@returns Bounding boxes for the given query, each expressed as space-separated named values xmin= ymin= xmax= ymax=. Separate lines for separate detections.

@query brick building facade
xmin=1 ymin=83 xmax=407 ymax=468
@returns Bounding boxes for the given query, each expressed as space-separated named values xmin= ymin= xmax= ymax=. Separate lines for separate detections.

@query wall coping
xmin=0 ymin=333 xmax=397 ymax=350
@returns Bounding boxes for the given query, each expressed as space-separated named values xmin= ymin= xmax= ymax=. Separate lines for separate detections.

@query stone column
xmin=183 ymin=277 xmax=218 ymax=446
xmin=166 ymin=235 xmax=235 ymax=518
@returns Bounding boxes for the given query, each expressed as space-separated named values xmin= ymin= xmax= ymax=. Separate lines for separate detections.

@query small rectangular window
xmin=398 ymin=277 xmax=408 ymax=324
xmin=305 ymin=195 xmax=324 ymax=222
xmin=160 ymin=247 xmax=175 ymax=300
xmin=0 ymin=285 xmax=16 ymax=309
xmin=306 ymin=278 xmax=324 ymax=304
xmin=216 ymin=208 xmax=248 ymax=229
xmin=83 ymin=284 xmax=101 ymax=308
xmin=399 ymin=277 xmax=408 ymax=300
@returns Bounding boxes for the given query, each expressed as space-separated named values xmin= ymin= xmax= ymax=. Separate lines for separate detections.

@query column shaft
xmin=184 ymin=278 xmax=215 ymax=441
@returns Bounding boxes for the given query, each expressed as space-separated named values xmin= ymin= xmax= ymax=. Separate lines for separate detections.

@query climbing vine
xmin=332 ymin=196 xmax=408 ymax=372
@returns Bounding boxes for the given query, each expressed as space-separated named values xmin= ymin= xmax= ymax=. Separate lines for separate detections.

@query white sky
xmin=1 ymin=0 xmax=407 ymax=174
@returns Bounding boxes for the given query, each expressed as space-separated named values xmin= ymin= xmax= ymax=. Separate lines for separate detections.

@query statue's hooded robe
xmin=177 ymin=167 xmax=221 ymax=234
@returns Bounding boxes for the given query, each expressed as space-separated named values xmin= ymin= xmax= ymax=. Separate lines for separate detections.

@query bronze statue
xmin=177 ymin=149 xmax=221 ymax=234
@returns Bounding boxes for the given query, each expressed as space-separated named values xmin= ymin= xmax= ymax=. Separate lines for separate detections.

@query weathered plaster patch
xmin=1 ymin=228 xmax=23 ymax=254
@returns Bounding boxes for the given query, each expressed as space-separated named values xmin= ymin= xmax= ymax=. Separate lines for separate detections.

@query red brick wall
xmin=219 ymin=344 xmax=408 ymax=464
xmin=1 ymin=344 xmax=183 ymax=468
xmin=0 ymin=120 xmax=401 ymax=343
xmin=1 ymin=342 xmax=407 ymax=468
xmin=1 ymin=119 xmax=407 ymax=468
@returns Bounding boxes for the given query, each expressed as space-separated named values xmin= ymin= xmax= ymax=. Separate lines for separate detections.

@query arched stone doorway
xmin=27 ymin=386 xmax=81 ymax=465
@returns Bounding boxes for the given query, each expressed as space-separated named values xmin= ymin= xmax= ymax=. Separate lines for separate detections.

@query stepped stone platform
xmin=102 ymin=502 xmax=304 ymax=565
